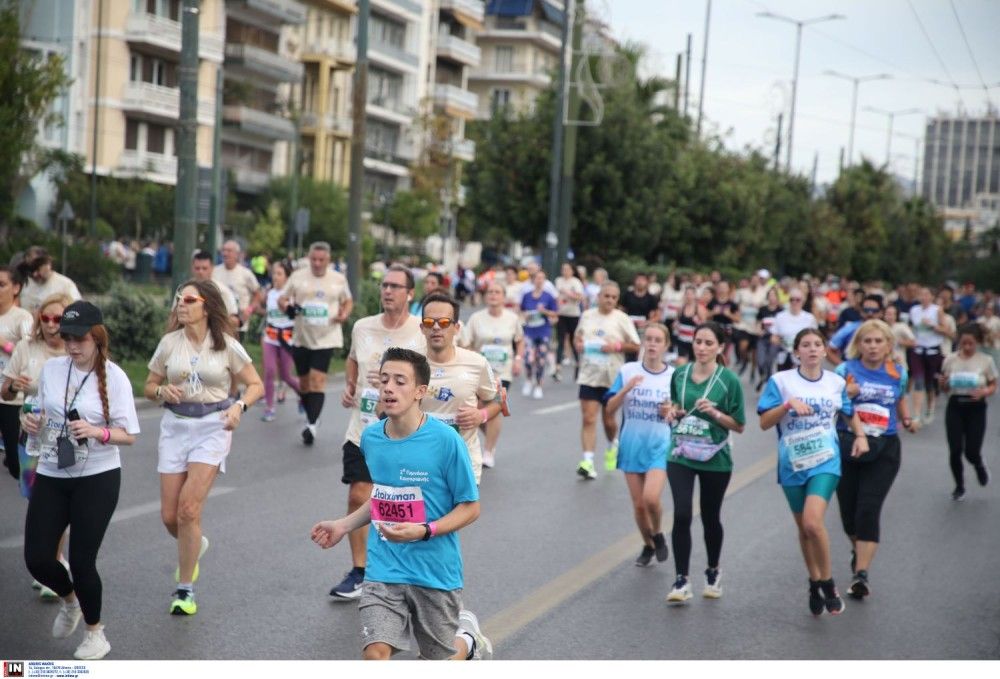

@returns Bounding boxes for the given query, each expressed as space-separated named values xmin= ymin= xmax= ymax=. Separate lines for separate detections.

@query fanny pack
xmin=166 ymin=398 xmax=235 ymax=418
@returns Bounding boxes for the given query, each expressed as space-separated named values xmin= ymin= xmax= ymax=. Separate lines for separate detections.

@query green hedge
xmin=102 ymin=281 xmax=170 ymax=362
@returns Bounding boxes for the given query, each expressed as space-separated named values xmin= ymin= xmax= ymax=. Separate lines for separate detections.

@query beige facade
xmin=289 ymin=0 xmax=357 ymax=187
xmin=84 ymin=0 xmax=225 ymax=185
xmin=468 ymin=0 xmax=562 ymax=119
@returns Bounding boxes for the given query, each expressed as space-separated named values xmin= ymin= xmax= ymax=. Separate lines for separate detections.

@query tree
xmin=375 ymin=189 xmax=439 ymax=242
xmin=259 ymin=176 xmax=348 ymax=254
xmin=0 ymin=0 xmax=72 ymax=231
xmin=248 ymin=200 xmax=286 ymax=256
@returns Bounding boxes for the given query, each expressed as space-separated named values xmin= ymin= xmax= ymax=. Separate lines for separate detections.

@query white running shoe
xmin=521 ymin=381 xmax=533 ymax=397
xmin=74 ymin=625 xmax=111 ymax=660
xmin=703 ymin=568 xmax=723 ymax=599
xmin=52 ymin=600 xmax=83 ymax=638
xmin=561 ymin=357 xmax=573 ymax=366
xmin=39 ymin=584 xmax=60 ymax=600
xmin=532 ymin=385 xmax=544 ymax=400
xmin=482 ymin=450 xmax=495 ymax=469
xmin=666 ymin=576 xmax=692 ymax=604
xmin=457 ymin=609 xmax=493 ymax=660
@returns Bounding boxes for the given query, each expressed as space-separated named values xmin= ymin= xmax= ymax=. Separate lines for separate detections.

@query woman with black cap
xmin=21 ymin=300 xmax=140 ymax=660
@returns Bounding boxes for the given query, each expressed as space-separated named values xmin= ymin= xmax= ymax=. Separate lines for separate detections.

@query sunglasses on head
xmin=176 ymin=294 xmax=205 ymax=305
xmin=40 ymin=314 xmax=62 ymax=323
xmin=421 ymin=317 xmax=454 ymax=329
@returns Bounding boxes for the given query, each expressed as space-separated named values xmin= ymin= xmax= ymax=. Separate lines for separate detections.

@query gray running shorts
xmin=358 ymin=580 xmax=463 ymax=660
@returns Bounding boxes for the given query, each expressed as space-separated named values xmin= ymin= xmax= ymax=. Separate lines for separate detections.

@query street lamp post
xmin=823 ymin=70 xmax=892 ymax=166
xmin=864 ymin=106 xmax=922 ymax=166
xmin=757 ymin=11 xmax=845 ymax=172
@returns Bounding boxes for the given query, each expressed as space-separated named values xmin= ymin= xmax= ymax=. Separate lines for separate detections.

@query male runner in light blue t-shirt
xmin=310 ymin=347 xmax=491 ymax=660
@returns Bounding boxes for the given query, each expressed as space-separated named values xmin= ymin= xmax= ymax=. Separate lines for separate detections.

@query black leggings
xmin=556 ymin=315 xmax=579 ymax=364
xmin=0 ymin=403 xmax=21 ymax=478
xmin=945 ymin=397 xmax=987 ymax=491
xmin=836 ymin=433 xmax=901 ymax=543
xmin=667 ymin=463 xmax=732 ymax=575
xmin=24 ymin=468 xmax=121 ymax=625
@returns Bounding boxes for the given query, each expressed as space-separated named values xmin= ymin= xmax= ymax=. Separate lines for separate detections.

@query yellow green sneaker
xmin=174 ymin=535 xmax=209 ymax=583
xmin=576 ymin=458 xmax=597 ymax=480
xmin=169 ymin=588 xmax=197 ymax=616
xmin=604 ymin=444 xmax=618 ymax=471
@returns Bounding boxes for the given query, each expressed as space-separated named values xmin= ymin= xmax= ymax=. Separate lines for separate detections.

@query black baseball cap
xmin=59 ymin=301 xmax=103 ymax=337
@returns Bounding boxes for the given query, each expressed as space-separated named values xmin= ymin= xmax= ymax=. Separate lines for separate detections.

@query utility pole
xmin=556 ymin=0 xmax=582 ymax=271
xmin=207 ymin=65 xmax=223 ymax=258
xmin=674 ymin=53 xmax=682 ymax=111
xmin=823 ymin=71 xmax=892 ymax=167
xmin=287 ymin=113 xmax=302 ymax=256
xmin=696 ymin=0 xmax=711 ymax=136
xmin=172 ymin=0 xmax=200 ymax=291
xmin=88 ymin=0 xmax=105 ymax=238
xmin=773 ymin=112 xmax=783 ymax=171
xmin=684 ymin=33 xmax=692 ymax=118
xmin=346 ymin=0 xmax=370 ymax=296
xmin=544 ymin=0 xmax=571 ymax=279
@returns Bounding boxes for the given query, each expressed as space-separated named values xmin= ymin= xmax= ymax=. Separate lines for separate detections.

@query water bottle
xmin=24 ymin=401 xmax=41 ymax=456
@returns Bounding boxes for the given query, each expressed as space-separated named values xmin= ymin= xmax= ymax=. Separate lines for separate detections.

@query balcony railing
xmin=436 ymin=33 xmax=481 ymax=67
xmin=365 ymin=141 xmax=416 ymax=167
xmin=224 ymin=105 xmax=296 ymax=140
xmin=452 ymin=137 xmax=475 ymax=162
xmin=433 ymin=83 xmax=478 ymax=116
xmin=231 ymin=166 xmax=272 ymax=192
xmin=125 ymin=13 xmax=224 ymax=61
xmin=122 ymin=81 xmax=214 ymax=123
xmin=230 ymin=0 xmax=306 ymax=24
xmin=225 ymin=43 xmax=304 ymax=83
xmin=439 ymin=0 xmax=485 ymax=24
xmin=302 ymin=40 xmax=356 ymax=64
xmin=369 ymin=39 xmax=420 ymax=68
xmin=119 ymin=150 xmax=177 ymax=179
xmin=372 ymin=0 xmax=423 ymax=17
xmin=301 ymin=111 xmax=353 ymax=135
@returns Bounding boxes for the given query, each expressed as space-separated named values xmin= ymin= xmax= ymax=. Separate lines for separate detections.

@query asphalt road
xmin=1 ymin=352 xmax=998 ymax=660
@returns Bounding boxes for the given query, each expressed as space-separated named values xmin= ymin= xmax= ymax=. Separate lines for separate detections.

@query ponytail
xmin=90 ymin=325 xmax=111 ymax=425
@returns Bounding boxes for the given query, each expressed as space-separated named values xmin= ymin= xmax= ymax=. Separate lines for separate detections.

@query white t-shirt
xmin=575 ymin=308 xmax=641 ymax=388
xmin=771 ymin=310 xmax=819 ymax=350
xmin=0 ymin=306 xmax=34 ymax=404
xmin=460 ymin=308 xmax=524 ymax=382
xmin=31 ymin=356 xmax=140 ymax=479
xmin=555 ymin=277 xmax=585 ymax=317
xmin=21 ymin=272 xmax=81 ymax=313
xmin=147 ymin=330 xmax=252 ymax=404
xmin=213 ymin=264 xmax=261 ymax=330
xmin=909 ymin=304 xmax=945 ymax=350
xmin=263 ymin=288 xmax=294 ymax=347
xmin=283 ymin=268 xmax=353 ymax=349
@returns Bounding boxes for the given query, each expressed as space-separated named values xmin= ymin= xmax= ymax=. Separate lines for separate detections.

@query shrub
xmin=102 ymin=281 xmax=170 ymax=361
xmin=1 ymin=223 xmax=118 ymax=293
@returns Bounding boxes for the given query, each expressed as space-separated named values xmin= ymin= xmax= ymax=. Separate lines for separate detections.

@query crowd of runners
xmin=1 ymin=244 xmax=997 ymax=660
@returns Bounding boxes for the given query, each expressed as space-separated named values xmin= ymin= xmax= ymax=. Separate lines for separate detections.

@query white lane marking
xmin=533 ymin=401 xmax=578 ymax=415
xmin=0 ymin=486 xmax=237 ymax=549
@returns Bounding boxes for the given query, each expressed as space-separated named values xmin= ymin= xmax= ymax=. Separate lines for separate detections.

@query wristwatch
xmin=236 ymin=399 xmax=248 ymax=413
xmin=421 ymin=523 xmax=432 ymax=541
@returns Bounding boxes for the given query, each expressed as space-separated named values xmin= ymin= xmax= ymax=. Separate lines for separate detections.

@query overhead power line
xmin=948 ymin=0 xmax=993 ymax=103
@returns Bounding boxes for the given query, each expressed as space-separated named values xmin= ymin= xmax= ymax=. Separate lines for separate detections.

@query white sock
xmin=177 ymin=583 xmax=193 ymax=593
xmin=457 ymin=631 xmax=475 ymax=659
xmin=583 ymin=451 xmax=594 ymax=462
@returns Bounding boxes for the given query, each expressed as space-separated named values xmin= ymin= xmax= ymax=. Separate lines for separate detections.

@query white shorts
xmin=157 ymin=410 xmax=232 ymax=474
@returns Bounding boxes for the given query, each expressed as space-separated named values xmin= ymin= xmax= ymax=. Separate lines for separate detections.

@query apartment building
xmin=16 ymin=0 xmax=225 ymax=227
xmin=468 ymin=0 xmax=563 ymax=119
xmin=431 ymin=0 xmax=482 ymax=167
xmin=222 ymin=0 xmax=305 ymax=198
xmin=923 ymin=113 xmax=1000 ymax=210
xmin=289 ymin=0 xmax=356 ymax=187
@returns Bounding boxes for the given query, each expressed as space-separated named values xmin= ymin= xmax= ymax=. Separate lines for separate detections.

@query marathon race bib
xmin=371 ymin=484 xmax=426 ymax=540
xmin=672 ymin=414 xmax=725 ymax=462
xmin=583 ymin=339 xmax=608 ymax=364
xmin=301 ymin=300 xmax=330 ymax=327
xmin=949 ymin=371 xmax=982 ymax=393
xmin=358 ymin=387 xmax=380 ymax=427
xmin=783 ymin=427 xmax=835 ymax=472
xmin=32 ymin=417 xmax=87 ymax=466
xmin=675 ymin=323 xmax=695 ymax=343
xmin=526 ymin=310 xmax=545 ymax=328
xmin=481 ymin=343 xmax=509 ymax=371
xmin=629 ymin=315 xmax=647 ymax=327
xmin=427 ymin=411 xmax=460 ymax=432
xmin=855 ymin=403 xmax=890 ymax=437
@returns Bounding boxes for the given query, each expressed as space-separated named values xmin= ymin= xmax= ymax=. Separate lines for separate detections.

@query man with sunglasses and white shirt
xmin=279 ymin=242 xmax=353 ymax=446
xmin=329 ymin=264 xmax=425 ymax=601
xmin=770 ymin=287 xmax=819 ymax=371
xmin=419 ymin=293 xmax=499 ymax=483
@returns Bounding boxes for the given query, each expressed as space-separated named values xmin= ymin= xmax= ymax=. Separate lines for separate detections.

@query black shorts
xmin=341 ymin=440 xmax=372 ymax=485
xmin=294 ymin=347 xmax=335 ymax=376
xmin=578 ymin=385 xmax=610 ymax=403
xmin=675 ymin=340 xmax=694 ymax=360
xmin=733 ymin=329 xmax=758 ymax=348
